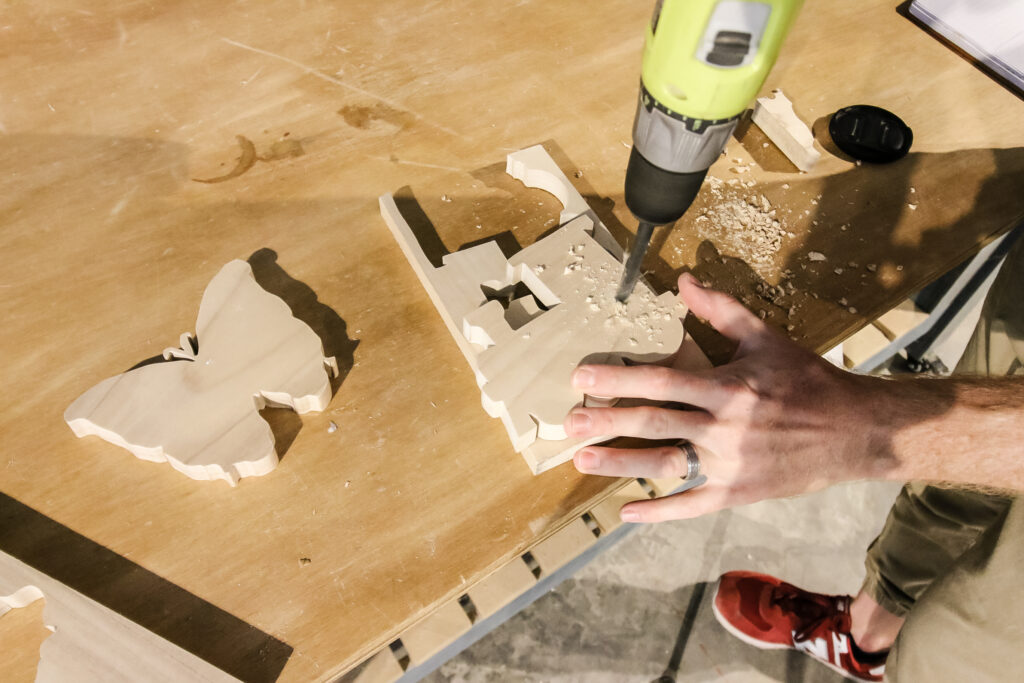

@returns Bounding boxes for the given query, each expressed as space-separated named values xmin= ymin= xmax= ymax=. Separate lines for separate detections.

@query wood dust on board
xmin=691 ymin=176 xmax=795 ymax=277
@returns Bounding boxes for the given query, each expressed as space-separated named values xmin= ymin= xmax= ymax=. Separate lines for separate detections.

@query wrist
xmin=838 ymin=373 xmax=906 ymax=482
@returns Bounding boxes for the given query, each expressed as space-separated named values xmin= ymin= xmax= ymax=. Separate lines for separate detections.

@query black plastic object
xmin=624 ymin=147 xmax=708 ymax=225
xmin=828 ymin=105 xmax=913 ymax=163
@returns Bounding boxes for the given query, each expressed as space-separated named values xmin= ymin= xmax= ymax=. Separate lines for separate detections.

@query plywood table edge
xmin=329 ymin=475 xmax=651 ymax=679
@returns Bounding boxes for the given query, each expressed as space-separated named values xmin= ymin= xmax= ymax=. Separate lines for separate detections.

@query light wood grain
xmin=381 ymin=146 xmax=702 ymax=473
xmin=529 ymin=518 xmax=599 ymax=575
xmin=466 ymin=558 xmax=538 ymax=619
xmin=346 ymin=649 xmax=404 ymax=683
xmin=875 ymin=298 xmax=931 ymax=340
xmin=399 ymin=599 xmax=471 ymax=665
xmin=752 ymin=89 xmax=821 ymax=172
xmin=0 ymin=552 xmax=238 ymax=682
xmin=589 ymin=480 xmax=651 ymax=533
xmin=0 ymin=593 xmax=49 ymax=683
xmin=842 ymin=324 xmax=893 ymax=369
xmin=1 ymin=1 xmax=1023 ymax=680
xmin=64 ymin=260 xmax=336 ymax=486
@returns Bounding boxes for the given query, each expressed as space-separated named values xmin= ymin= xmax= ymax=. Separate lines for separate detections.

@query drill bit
xmin=615 ymin=220 xmax=655 ymax=302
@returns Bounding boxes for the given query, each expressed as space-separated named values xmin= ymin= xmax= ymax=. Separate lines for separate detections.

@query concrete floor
xmin=427 ymin=480 xmax=902 ymax=683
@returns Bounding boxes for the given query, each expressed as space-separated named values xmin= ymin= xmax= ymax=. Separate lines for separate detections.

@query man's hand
xmin=564 ymin=273 xmax=889 ymax=523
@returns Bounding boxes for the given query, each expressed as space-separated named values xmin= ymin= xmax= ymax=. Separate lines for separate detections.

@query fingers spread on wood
xmin=573 ymin=445 xmax=691 ymax=479
xmin=564 ymin=406 xmax=711 ymax=441
xmin=573 ymin=364 xmax=723 ymax=408
xmin=619 ymin=486 xmax=733 ymax=523
xmin=678 ymin=273 xmax=765 ymax=345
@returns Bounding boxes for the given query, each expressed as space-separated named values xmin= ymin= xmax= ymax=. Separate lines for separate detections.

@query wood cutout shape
xmin=0 ymin=552 xmax=239 ymax=682
xmin=752 ymin=89 xmax=821 ymax=172
xmin=65 ymin=260 xmax=337 ymax=486
xmin=380 ymin=145 xmax=709 ymax=473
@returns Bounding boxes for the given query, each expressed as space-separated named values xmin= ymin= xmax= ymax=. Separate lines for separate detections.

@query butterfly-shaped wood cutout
xmin=64 ymin=260 xmax=337 ymax=486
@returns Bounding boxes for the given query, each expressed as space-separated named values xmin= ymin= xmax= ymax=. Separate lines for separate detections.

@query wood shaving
xmin=694 ymin=179 xmax=792 ymax=276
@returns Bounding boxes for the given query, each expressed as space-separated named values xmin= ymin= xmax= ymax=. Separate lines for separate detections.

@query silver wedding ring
xmin=677 ymin=441 xmax=700 ymax=480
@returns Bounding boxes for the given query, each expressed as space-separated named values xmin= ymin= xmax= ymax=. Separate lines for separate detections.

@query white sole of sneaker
xmin=709 ymin=580 xmax=878 ymax=683
xmin=709 ymin=581 xmax=789 ymax=651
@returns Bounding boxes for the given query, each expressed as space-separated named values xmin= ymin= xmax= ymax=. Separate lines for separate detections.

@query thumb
xmin=678 ymin=273 xmax=766 ymax=346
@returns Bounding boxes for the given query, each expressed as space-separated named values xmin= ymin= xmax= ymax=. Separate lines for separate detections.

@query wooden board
xmin=64 ymin=260 xmax=336 ymax=486
xmin=466 ymin=557 xmax=538 ymax=619
xmin=2 ymin=1 xmax=1023 ymax=680
xmin=875 ymin=298 xmax=931 ymax=340
xmin=380 ymin=145 xmax=703 ymax=474
xmin=752 ymin=89 xmax=821 ymax=172
xmin=0 ymin=551 xmax=238 ymax=682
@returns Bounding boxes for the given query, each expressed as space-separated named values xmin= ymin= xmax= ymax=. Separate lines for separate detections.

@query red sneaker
xmin=712 ymin=571 xmax=887 ymax=682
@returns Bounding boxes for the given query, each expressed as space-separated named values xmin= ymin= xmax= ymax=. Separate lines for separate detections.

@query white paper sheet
xmin=910 ymin=0 xmax=1024 ymax=92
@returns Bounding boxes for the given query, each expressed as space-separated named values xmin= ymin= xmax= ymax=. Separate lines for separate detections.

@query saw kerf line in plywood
xmin=380 ymin=145 xmax=706 ymax=474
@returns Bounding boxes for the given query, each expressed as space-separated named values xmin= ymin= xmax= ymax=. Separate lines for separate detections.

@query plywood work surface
xmin=1 ymin=1 xmax=1022 ymax=680
xmin=0 ymin=551 xmax=239 ymax=682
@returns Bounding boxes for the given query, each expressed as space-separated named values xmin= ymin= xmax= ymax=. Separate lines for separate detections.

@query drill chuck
xmin=616 ymin=0 xmax=803 ymax=300
xmin=624 ymin=93 xmax=736 ymax=226
xmin=624 ymin=147 xmax=707 ymax=226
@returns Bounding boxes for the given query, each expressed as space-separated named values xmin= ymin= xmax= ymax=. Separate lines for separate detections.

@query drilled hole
xmin=481 ymin=281 xmax=554 ymax=330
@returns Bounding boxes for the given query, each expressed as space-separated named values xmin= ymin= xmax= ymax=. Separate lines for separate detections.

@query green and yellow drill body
xmin=618 ymin=0 xmax=803 ymax=300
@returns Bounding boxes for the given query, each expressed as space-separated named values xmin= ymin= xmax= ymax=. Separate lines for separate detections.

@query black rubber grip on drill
xmin=624 ymin=148 xmax=708 ymax=226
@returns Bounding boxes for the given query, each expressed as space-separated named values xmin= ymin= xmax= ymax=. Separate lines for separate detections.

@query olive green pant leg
xmin=861 ymin=483 xmax=1013 ymax=617
xmin=862 ymin=233 xmax=1024 ymax=617
xmin=860 ymin=233 xmax=1024 ymax=681
xmin=885 ymin=501 xmax=1024 ymax=681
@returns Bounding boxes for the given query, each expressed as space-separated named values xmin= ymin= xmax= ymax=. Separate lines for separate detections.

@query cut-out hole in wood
xmin=480 ymin=281 xmax=555 ymax=332
xmin=380 ymin=145 xmax=711 ymax=474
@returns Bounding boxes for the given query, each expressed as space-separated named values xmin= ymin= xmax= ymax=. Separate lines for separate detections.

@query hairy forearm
xmin=860 ymin=376 xmax=1024 ymax=492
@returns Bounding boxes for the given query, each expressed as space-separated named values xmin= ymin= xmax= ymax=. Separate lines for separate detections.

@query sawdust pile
xmin=694 ymin=177 xmax=792 ymax=276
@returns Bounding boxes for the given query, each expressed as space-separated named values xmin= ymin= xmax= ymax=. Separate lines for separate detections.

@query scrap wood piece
xmin=752 ymin=89 xmax=821 ymax=172
xmin=65 ymin=260 xmax=337 ymax=486
xmin=0 ymin=551 xmax=238 ymax=682
xmin=842 ymin=323 xmax=891 ymax=369
xmin=380 ymin=146 xmax=710 ymax=474
xmin=506 ymin=144 xmax=624 ymax=259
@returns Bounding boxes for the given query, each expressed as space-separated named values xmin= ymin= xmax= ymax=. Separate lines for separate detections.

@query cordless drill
xmin=616 ymin=0 xmax=804 ymax=301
